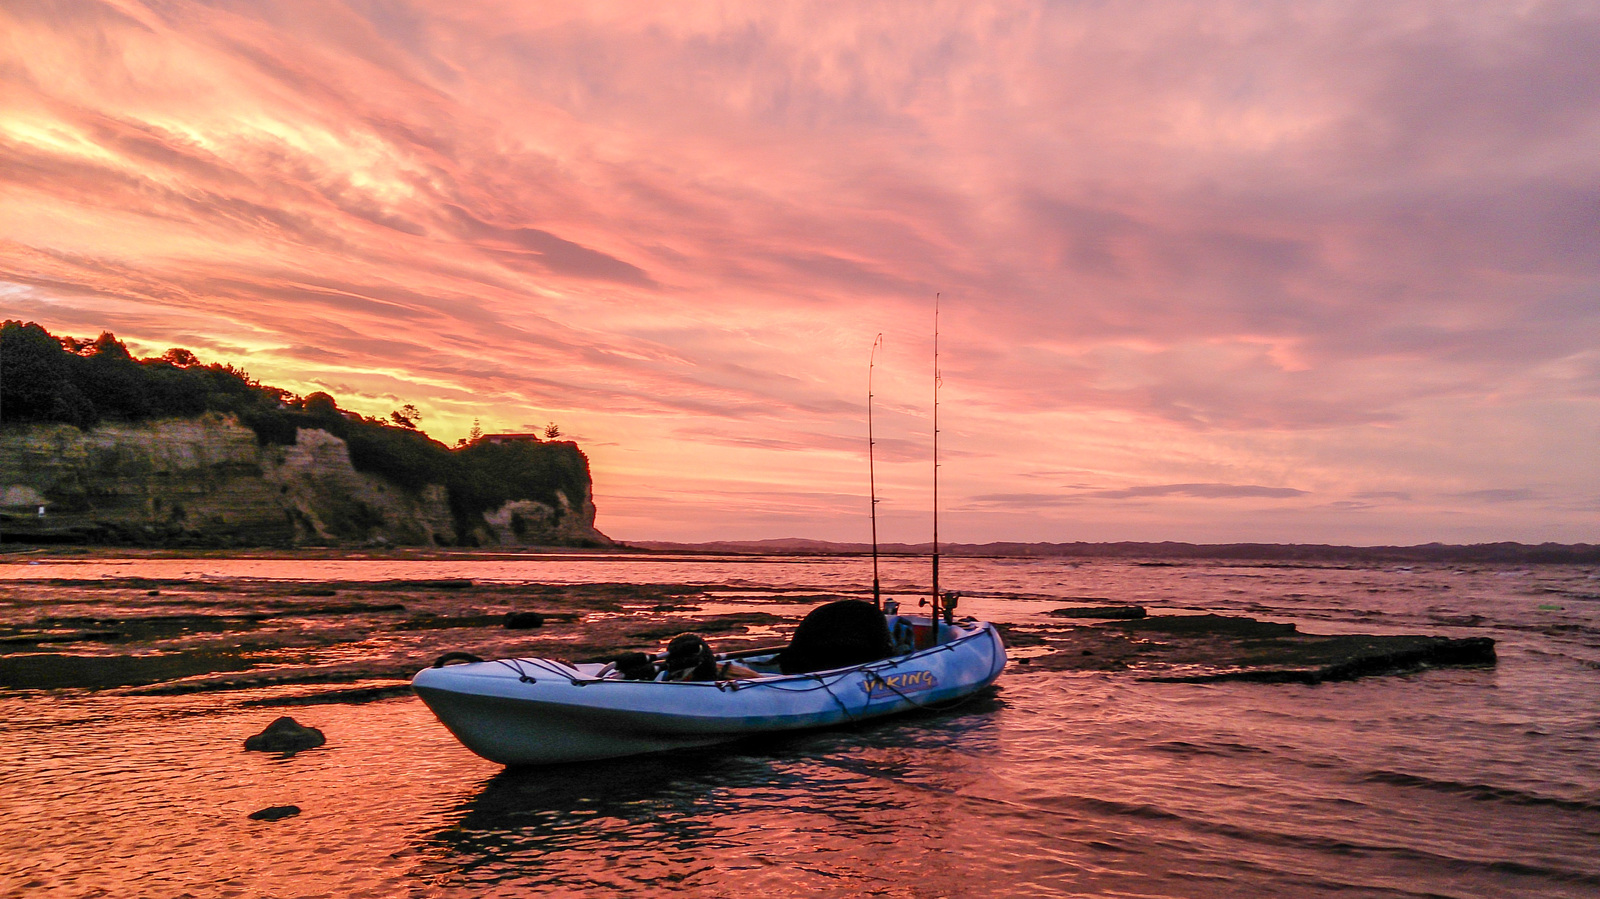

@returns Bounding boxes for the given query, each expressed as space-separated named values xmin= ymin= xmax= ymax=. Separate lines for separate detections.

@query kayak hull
xmin=412 ymin=619 xmax=1006 ymax=765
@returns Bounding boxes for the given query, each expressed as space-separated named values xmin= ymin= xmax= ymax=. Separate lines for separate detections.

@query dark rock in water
xmin=1119 ymin=619 xmax=1498 ymax=684
xmin=244 ymin=716 xmax=325 ymax=754
xmin=1144 ymin=635 xmax=1498 ymax=684
xmin=0 ymin=649 xmax=258 ymax=690
xmin=504 ymin=611 xmax=545 ymax=629
xmin=1049 ymin=605 xmax=1146 ymax=619
xmin=1005 ymin=613 xmax=1498 ymax=684
xmin=1116 ymin=614 xmax=1297 ymax=637
xmin=248 ymin=805 xmax=301 ymax=821
xmin=243 ymin=683 xmax=416 ymax=707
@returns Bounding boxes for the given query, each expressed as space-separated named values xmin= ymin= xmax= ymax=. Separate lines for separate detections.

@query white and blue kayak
xmin=412 ymin=604 xmax=1006 ymax=766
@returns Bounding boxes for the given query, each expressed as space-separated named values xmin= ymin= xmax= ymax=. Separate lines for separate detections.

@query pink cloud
xmin=2 ymin=1 xmax=1596 ymax=544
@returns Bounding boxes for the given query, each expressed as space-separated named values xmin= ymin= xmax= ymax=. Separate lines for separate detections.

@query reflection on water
xmin=423 ymin=701 xmax=1004 ymax=896
xmin=2 ymin=556 xmax=1598 ymax=897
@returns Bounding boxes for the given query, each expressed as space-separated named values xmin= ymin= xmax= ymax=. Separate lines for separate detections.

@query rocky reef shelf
xmin=0 ymin=576 xmax=1495 ymax=699
xmin=1002 ymin=610 xmax=1496 ymax=683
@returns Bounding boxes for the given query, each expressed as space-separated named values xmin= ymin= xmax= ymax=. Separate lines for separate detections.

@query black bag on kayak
xmin=776 ymin=600 xmax=894 ymax=675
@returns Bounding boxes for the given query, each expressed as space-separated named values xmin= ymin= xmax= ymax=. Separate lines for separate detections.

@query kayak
xmin=412 ymin=607 xmax=1006 ymax=766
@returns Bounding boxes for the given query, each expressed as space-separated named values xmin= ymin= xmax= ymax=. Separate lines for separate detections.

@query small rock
xmin=249 ymin=805 xmax=301 ymax=821
xmin=504 ymin=611 xmax=545 ymax=629
xmin=1049 ymin=606 xmax=1147 ymax=620
xmin=244 ymin=716 xmax=325 ymax=754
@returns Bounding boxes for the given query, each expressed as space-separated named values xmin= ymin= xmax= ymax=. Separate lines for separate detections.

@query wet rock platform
xmin=1002 ymin=611 xmax=1496 ymax=683
xmin=0 ymin=575 xmax=1495 ymax=700
xmin=0 ymin=576 xmax=784 ymax=699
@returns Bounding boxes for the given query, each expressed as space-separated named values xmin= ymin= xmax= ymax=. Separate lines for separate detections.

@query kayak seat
xmin=775 ymin=600 xmax=895 ymax=675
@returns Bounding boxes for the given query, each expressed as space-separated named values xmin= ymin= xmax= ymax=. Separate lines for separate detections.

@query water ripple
xmin=3 ymin=557 xmax=1599 ymax=897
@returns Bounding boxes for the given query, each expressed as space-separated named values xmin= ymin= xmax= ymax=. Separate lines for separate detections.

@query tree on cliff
xmin=162 ymin=348 xmax=201 ymax=367
xmin=78 ymin=332 xmax=152 ymax=421
xmin=2 ymin=322 xmax=601 ymax=546
xmin=449 ymin=437 xmax=591 ymax=523
xmin=303 ymin=392 xmax=339 ymax=417
xmin=0 ymin=321 xmax=96 ymax=427
xmin=2 ymin=322 xmax=237 ymax=427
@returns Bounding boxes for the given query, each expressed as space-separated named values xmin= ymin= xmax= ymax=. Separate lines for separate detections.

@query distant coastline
xmin=1 ymin=539 xmax=1594 ymax=565
xmin=629 ymin=538 xmax=1600 ymax=564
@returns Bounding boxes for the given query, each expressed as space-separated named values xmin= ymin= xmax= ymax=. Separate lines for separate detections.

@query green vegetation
xmin=0 ymin=321 xmax=592 ymax=539
xmin=0 ymin=323 xmax=265 ymax=428
xmin=450 ymin=438 xmax=590 ymax=521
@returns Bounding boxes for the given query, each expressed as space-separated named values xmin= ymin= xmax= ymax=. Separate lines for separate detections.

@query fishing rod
xmin=869 ymin=332 xmax=883 ymax=611
xmin=930 ymin=293 xmax=941 ymax=646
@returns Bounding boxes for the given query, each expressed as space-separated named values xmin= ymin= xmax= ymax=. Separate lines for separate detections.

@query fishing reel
xmin=917 ymin=590 xmax=960 ymax=623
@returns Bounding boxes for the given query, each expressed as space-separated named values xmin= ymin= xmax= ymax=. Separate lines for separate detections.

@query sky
xmin=2 ymin=0 xmax=1597 ymax=546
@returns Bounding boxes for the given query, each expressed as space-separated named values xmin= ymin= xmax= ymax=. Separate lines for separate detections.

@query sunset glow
xmin=3 ymin=1 xmax=1596 ymax=544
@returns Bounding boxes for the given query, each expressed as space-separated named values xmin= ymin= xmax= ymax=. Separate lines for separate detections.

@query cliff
xmin=0 ymin=415 xmax=610 ymax=548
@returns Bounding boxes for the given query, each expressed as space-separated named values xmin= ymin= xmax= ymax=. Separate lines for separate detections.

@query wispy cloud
xmin=1091 ymin=484 xmax=1310 ymax=501
xmin=2 ymin=0 xmax=1596 ymax=544
xmin=1451 ymin=488 xmax=1544 ymax=504
xmin=965 ymin=483 xmax=1309 ymax=510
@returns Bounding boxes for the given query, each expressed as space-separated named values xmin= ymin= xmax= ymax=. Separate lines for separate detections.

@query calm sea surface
xmin=2 ymin=554 xmax=1597 ymax=898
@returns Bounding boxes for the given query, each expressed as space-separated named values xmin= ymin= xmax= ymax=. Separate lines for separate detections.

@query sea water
xmin=0 ymin=555 xmax=1596 ymax=898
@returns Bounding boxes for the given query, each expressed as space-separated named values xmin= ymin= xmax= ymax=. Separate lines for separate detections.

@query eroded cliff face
xmin=501 ymin=491 xmax=605 ymax=547
xmin=0 ymin=416 xmax=609 ymax=547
